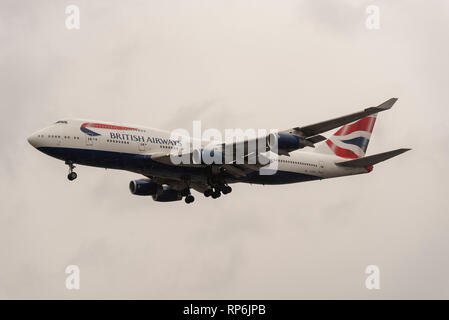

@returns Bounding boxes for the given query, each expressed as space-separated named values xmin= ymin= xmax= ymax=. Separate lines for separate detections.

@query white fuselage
xmin=28 ymin=119 xmax=369 ymax=186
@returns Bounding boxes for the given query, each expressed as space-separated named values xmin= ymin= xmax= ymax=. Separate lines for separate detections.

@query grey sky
xmin=0 ymin=0 xmax=448 ymax=299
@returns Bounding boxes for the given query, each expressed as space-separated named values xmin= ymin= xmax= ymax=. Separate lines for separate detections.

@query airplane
xmin=27 ymin=98 xmax=410 ymax=204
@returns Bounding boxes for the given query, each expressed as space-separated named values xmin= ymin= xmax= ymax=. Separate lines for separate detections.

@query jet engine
xmin=129 ymin=179 xmax=159 ymax=196
xmin=268 ymin=133 xmax=314 ymax=155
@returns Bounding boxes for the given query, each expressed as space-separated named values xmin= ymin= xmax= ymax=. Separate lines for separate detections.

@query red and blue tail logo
xmin=320 ymin=116 xmax=377 ymax=159
xmin=80 ymin=123 xmax=138 ymax=136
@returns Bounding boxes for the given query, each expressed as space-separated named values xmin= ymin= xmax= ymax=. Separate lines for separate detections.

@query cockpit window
xmin=55 ymin=120 xmax=68 ymax=124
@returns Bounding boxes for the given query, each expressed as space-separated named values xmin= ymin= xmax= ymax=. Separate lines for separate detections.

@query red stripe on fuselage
xmin=333 ymin=116 xmax=376 ymax=137
xmin=326 ymin=139 xmax=359 ymax=159
xmin=81 ymin=123 xmax=138 ymax=131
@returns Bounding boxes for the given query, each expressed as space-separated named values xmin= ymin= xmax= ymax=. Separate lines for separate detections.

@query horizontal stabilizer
xmin=335 ymin=148 xmax=411 ymax=168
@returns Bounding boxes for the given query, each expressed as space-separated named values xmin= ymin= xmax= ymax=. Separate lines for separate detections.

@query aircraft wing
xmin=150 ymin=151 xmax=206 ymax=167
xmin=215 ymin=98 xmax=398 ymax=159
xmin=150 ymin=98 xmax=399 ymax=178
xmin=150 ymin=150 xmax=268 ymax=179
xmin=279 ymin=98 xmax=398 ymax=138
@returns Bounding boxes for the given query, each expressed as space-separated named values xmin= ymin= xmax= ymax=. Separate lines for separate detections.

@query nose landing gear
xmin=68 ymin=172 xmax=77 ymax=181
xmin=65 ymin=161 xmax=77 ymax=181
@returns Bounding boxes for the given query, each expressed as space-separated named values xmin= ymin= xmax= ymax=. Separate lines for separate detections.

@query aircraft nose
xmin=27 ymin=133 xmax=38 ymax=147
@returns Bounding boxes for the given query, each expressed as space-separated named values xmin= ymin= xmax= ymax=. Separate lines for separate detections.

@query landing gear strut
xmin=66 ymin=161 xmax=77 ymax=181
xmin=180 ymin=179 xmax=195 ymax=204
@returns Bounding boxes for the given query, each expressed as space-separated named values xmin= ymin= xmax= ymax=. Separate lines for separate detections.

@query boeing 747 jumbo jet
xmin=28 ymin=98 xmax=410 ymax=204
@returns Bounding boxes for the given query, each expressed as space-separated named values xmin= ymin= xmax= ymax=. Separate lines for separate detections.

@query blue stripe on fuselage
xmin=80 ymin=127 xmax=101 ymax=136
xmin=36 ymin=146 xmax=321 ymax=185
xmin=36 ymin=147 xmax=204 ymax=179
xmin=241 ymin=170 xmax=320 ymax=185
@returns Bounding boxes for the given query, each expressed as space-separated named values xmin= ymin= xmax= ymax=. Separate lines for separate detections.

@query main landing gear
xmin=66 ymin=161 xmax=77 ymax=181
xmin=203 ymin=184 xmax=232 ymax=199
xmin=185 ymin=194 xmax=195 ymax=204
xmin=181 ymin=187 xmax=195 ymax=204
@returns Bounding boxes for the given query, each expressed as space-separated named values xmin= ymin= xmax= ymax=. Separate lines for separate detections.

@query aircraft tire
xmin=67 ymin=172 xmax=77 ymax=181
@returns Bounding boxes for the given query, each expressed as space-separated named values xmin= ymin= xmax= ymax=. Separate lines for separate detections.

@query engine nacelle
xmin=268 ymin=133 xmax=312 ymax=154
xmin=152 ymin=187 xmax=182 ymax=202
xmin=129 ymin=179 xmax=159 ymax=196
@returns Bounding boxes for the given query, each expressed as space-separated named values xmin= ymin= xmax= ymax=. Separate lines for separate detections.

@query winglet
xmin=364 ymin=97 xmax=398 ymax=112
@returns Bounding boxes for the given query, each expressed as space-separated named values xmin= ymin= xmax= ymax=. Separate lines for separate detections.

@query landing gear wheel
xmin=67 ymin=172 xmax=77 ymax=181
xmin=204 ymin=189 xmax=213 ymax=197
xmin=66 ymin=161 xmax=77 ymax=181
xmin=211 ymin=189 xmax=221 ymax=199
xmin=185 ymin=195 xmax=195 ymax=204
xmin=222 ymin=185 xmax=232 ymax=194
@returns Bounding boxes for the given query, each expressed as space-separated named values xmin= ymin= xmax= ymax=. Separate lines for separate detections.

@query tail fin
xmin=314 ymin=115 xmax=377 ymax=159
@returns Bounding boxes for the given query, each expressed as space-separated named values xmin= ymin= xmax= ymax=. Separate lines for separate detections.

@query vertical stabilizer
xmin=314 ymin=115 xmax=377 ymax=159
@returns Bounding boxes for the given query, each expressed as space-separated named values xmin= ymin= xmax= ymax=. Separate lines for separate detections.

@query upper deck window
xmin=55 ymin=120 xmax=68 ymax=124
